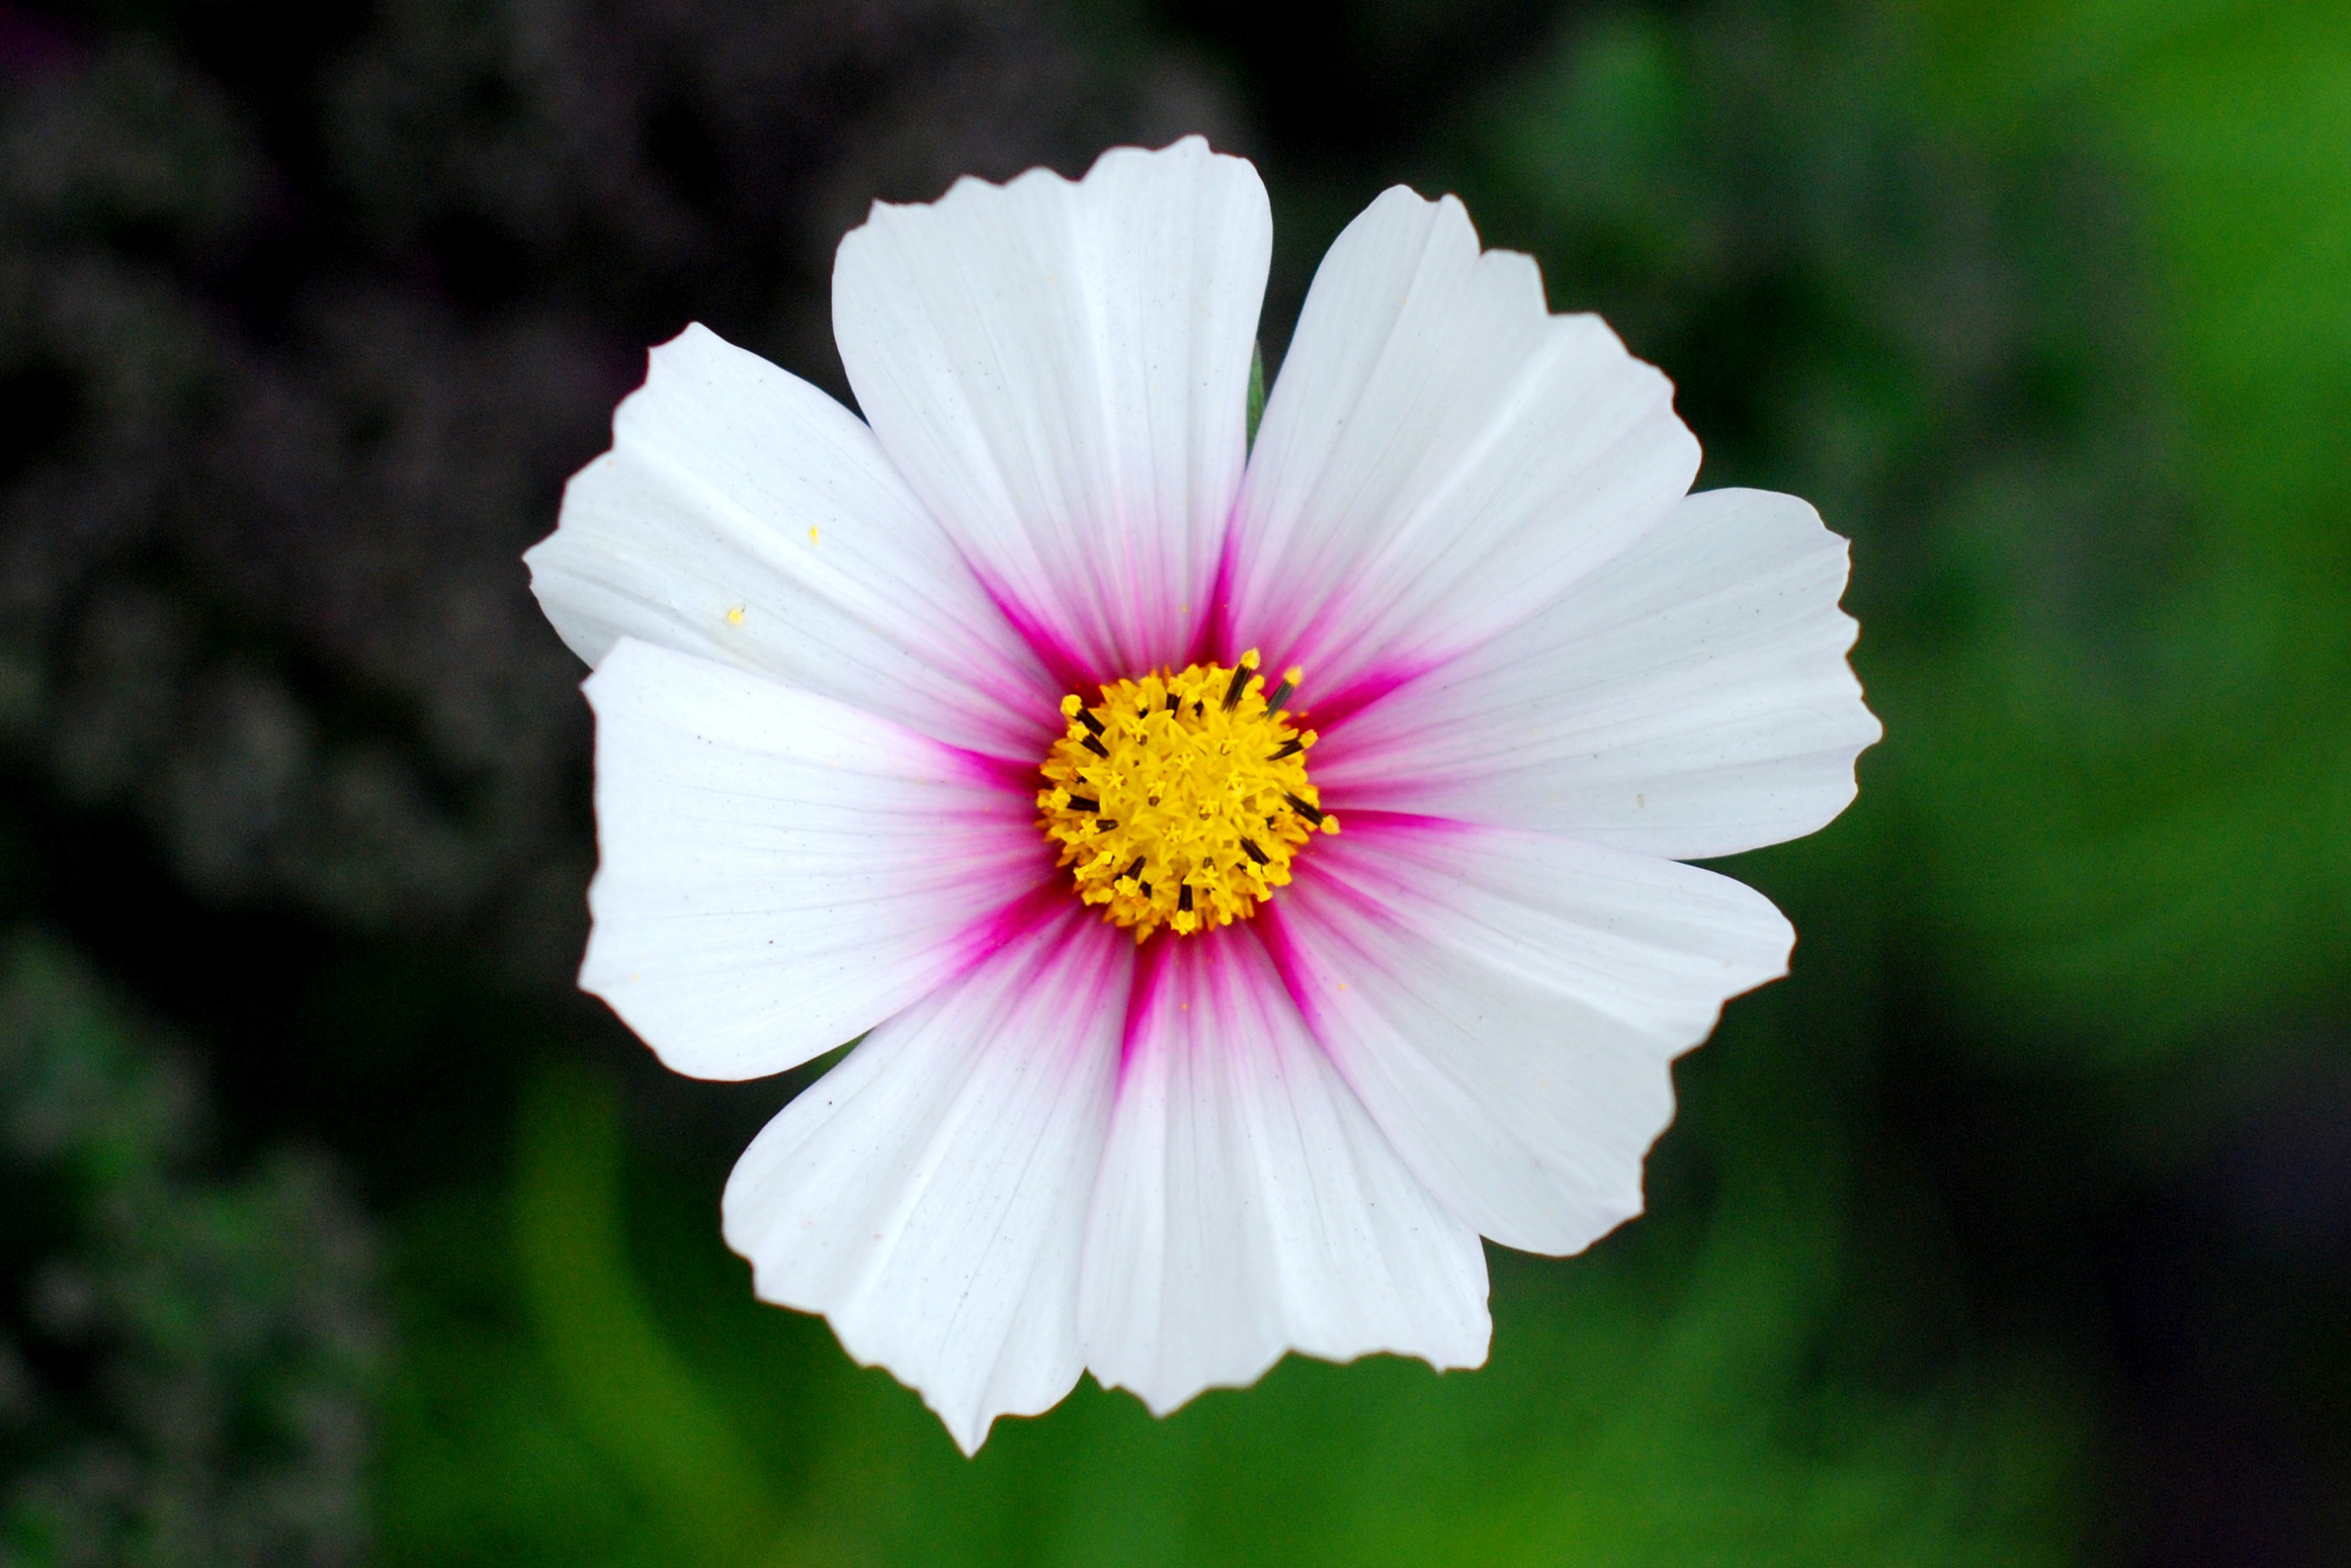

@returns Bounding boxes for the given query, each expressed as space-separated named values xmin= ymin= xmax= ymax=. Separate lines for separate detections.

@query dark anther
xmin=1240 ymin=838 xmax=1270 ymax=865
xmin=1269 ymin=737 xmax=1303 ymax=760
xmin=1283 ymin=792 xmax=1325 ymax=826
xmin=1081 ymin=736 xmax=1109 ymax=759
xmin=1166 ymin=694 xmax=1180 ymax=714
xmin=1095 ymin=820 xmax=1118 ymax=831
xmin=1222 ymin=662 xmax=1256 ymax=710
xmin=1178 ymin=885 xmax=1194 ymax=913
xmin=1119 ymin=856 xmax=1146 ymax=885
xmin=1265 ymin=676 xmax=1297 ymax=711
xmin=1076 ymin=709 xmax=1105 ymax=736
xmin=1065 ymin=796 xmax=1098 ymax=813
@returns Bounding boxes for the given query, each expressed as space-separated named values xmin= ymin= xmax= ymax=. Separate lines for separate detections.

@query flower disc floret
xmin=1038 ymin=652 xmax=1336 ymax=940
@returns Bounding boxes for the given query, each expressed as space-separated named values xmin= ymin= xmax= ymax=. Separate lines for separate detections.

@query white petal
xmin=526 ymin=323 xmax=1058 ymax=760
xmin=723 ymin=905 xmax=1131 ymax=1454
xmin=1259 ymin=815 xmax=1792 ymax=1255
xmin=1315 ymin=488 xmax=1882 ymax=859
xmin=833 ymin=137 xmax=1270 ymax=682
xmin=1223 ymin=186 xmax=1699 ymax=711
xmin=1078 ymin=925 xmax=1489 ymax=1415
xmin=580 ymin=638 xmax=1048 ymax=1081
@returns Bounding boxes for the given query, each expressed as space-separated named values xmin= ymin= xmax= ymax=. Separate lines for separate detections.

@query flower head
xmin=525 ymin=138 xmax=1880 ymax=1453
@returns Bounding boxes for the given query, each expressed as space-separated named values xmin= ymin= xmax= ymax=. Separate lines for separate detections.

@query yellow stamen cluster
xmin=1037 ymin=652 xmax=1337 ymax=941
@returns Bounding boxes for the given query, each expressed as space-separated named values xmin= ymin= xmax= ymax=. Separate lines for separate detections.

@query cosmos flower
xmin=525 ymin=137 xmax=1880 ymax=1454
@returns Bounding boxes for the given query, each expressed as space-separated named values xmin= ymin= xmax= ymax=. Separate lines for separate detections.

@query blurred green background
xmin=2 ymin=0 xmax=2346 ymax=1562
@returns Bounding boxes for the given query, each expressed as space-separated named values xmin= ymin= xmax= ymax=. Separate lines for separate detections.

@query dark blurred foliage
xmin=0 ymin=937 xmax=378 ymax=1565
xmin=0 ymin=0 xmax=2345 ymax=1562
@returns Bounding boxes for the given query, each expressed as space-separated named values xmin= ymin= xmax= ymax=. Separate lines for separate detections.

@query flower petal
xmin=1314 ymin=488 xmax=1882 ymax=859
xmin=526 ymin=323 xmax=1058 ymax=761
xmin=1222 ymin=186 xmax=1699 ymax=712
xmin=580 ymin=638 xmax=1048 ymax=1081
xmin=723 ymin=904 xmax=1131 ymax=1454
xmin=1259 ymin=814 xmax=1792 ymax=1255
xmin=833 ymin=137 xmax=1270 ymax=683
xmin=1077 ymin=924 xmax=1489 ymax=1416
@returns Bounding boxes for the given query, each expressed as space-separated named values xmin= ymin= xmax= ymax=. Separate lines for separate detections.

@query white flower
xmin=525 ymin=137 xmax=1880 ymax=1454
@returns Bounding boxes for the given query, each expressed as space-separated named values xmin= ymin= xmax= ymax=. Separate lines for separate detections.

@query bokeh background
xmin=3 ymin=0 xmax=2347 ymax=1562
